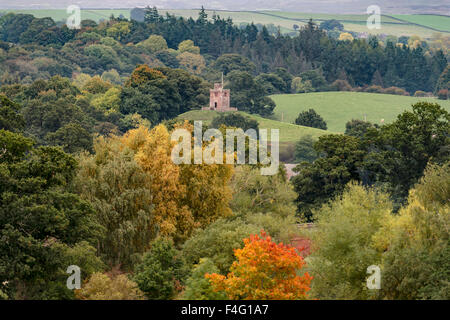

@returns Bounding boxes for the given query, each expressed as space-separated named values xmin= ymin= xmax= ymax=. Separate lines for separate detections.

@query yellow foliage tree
xmin=339 ymin=32 xmax=354 ymax=42
xmin=121 ymin=123 xmax=234 ymax=244
xmin=121 ymin=125 xmax=195 ymax=243
xmin=175 ymin=122 xmax=234 ymax=227
xmin=177 ymin=39 xmax=200 ymax=54
xmin=106 ymin=21 xmax=131 ymax=41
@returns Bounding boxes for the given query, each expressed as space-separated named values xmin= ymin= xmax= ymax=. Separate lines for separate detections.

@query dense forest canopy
xmin=0 ymin=8 xmax=447 ymax=95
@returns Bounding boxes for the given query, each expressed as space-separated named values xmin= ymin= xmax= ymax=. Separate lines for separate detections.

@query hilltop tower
xmin=203 ymin=75 xmax=237 ymax=112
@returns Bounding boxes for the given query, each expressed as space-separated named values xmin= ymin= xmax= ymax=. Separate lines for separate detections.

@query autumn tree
xmin=121 ymin=125 xmax=194 ymax=244
xmin=122 ymin=123 xmax=234 ymax=243
xmin=182 ymin=165 xmax=298 ymax=274
xmin=206 ymin=232 xmax=312 ymax=300
xmin=74 ymin=136 xmax=157 ymax=269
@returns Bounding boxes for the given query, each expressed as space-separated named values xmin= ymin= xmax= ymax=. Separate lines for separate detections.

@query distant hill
xmin=271 ymin=92 xmax=450 ymax=133
xmin=2 ymin=1 xmax=449 ymax=15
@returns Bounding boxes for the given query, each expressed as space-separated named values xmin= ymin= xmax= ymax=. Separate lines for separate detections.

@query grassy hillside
xmin=177 ymin=110 xmax=328 ymax=143
xmin=177 ymin=109 xmax=330 ymax=162
xmin=391 ymin=14 xmax=450 ymax=32
xmin=271 ymin=92 xmax=450 ymax=133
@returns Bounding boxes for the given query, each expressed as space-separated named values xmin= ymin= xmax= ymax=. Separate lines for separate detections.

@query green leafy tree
xmin=137 ymin=35 xmax=168 ymax=53
xmin=76 ymin=272 xmax=144 ymax=300
xmin=292 ymin=134 xmax=365 ymax=221
xmin=320 ymin=19 xmax=344 ymax=31
xmin=0 ymin=95 xmax=24 ymax=132
xmin=364 ymin=102 xmax=450 ymax=206
xmin=299 ymin=70 xmax=328 ymax=91
xmin=0 ymin=131 xmax=104 ymax=299
xmin=182 ymin=258 xmax=227 ymax=300
xmin=294 ymin=135 xmax=317 ymax=163
xmin=213 ymin=54 xmax=256 ymax=76
xmin=255 ymin=73 xmax=286 ymax=95
xmin=345 ymin=119 xmax=377 ymax=139
xmin=375 ymin=162 xmax=450 ymax=300
xmin=46 ymin=122 xmax=93 ymax=154
xmin=226 ymin=70 xmax=275 ymax=116
xmin=435 ymin=65 xmax=450 ymax=93
xmin=309 ymin=183 xmax=391 ymax=299
xmin=133 ymin=238 xmax=189 ymax=300
xmin=295 ymin=109 xmax=327 ymax=130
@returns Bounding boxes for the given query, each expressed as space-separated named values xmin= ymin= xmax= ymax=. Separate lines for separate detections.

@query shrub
xmin=382 ymin=86 xmax=409 ymax=96
xmin=414 ymin=90 xmax=428 ymax=97
xmin=295 ymin=109 xmax=327 ymax=130
xmin=330 ymin=79 xmax=352 ymax=91
xmin=76 ymin=272 xmax=144 ymax=300
xmin=364 ymin=85 xmax=384 ymax=93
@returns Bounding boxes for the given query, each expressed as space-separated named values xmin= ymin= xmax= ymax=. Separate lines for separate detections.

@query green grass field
xmin=177 ymin=110 xmax=328 ymax=143
xmin=1 ymin=9 xmax=448 ymax=38
xmin=391 ymin=14 xmax=450 ymax=32
xmin=271 ymin=92 xmax=450 ymax=133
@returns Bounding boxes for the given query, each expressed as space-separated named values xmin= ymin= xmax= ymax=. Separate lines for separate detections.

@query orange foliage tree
xmin=125 ymin=64 xmax=166 ymax=87
xmin=206 ymin=231 xmax=312 ymax=300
